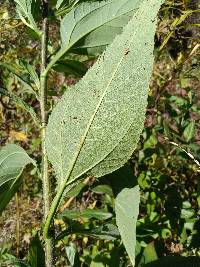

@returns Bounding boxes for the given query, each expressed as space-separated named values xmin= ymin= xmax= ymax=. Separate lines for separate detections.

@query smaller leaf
xmin=139 ymin=242 xmax=158 ymax=266
xmin=27 ymin=234 xmax=45 ymax=267
xmin=115 ymin=185 xmax=140 ymax=266
xmin=57 ymin=222 xmax=119 ymax=241
xmin=53 ymin=59 xmax=87 ymax=77
xmin=183 ymin=121 xmax=195 ymax=142
xmin=65 ymin=243 xmax=77 ymax=267
xmin=86 ymin=223 xmax=119 ymax=240
xmin=14 ymin=0 xmax=41 ymax=36
xmin=0 ymin=87 xmax=39 ymax=126
xmin=0 ymin=144 xmax=35 ymax=214
xmin=92 ymin=185 xmax=113 ymax=196
xmin=66 ymin=182 xmax=86 ymax=198
xmin=0 ymin=178 xmax=22 ymax=215
xmin=0 ymin=62 xmax=39 ymax=99
xmin=61 ymin=209 xmax=112 ymax=220
xmin=20 ymin=60 xmax=40 ymax=90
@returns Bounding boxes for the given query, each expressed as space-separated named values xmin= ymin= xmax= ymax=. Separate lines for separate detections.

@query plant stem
xmin=15 ymin=192 xmax=20 ymax=257
xmin=44 ymin=180 xmax=77 ymax=239
xmin=40 ymin=1 xmax=54 ymax=266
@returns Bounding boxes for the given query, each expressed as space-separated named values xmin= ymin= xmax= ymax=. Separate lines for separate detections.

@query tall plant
xmin=0 ymin=0 xmax=163 ymax=266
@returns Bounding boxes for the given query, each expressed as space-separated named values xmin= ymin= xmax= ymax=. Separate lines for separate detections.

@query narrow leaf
xmin=139 ymin=242 xmax=158 ymax=266
xmin=0 ymin=87 xmax=39 ymax=126
xmin=61 ymin=209 xmax=112 ymax=220
xmin=183 ymin=121 xmax=195 ymax=142
xmin=27 ymin=234 xmax=45 ymax=267
xmin=65 ymin=243 xmax=77 ymax=267
xmin=57 ymin=223 xmax=119 ymax=241
xmin=115 ymin=186 xmax=140 ymax=266
xmin=14 ymin=0 xmax=40 ymax=35
xmin=20 ymin=60 xmax=40 ymax=90
xmin=0 ymin=178 xmax=22 ymax=215
xmin=0 ymin=62 xmax=39 ymax=99
xmin=0 ymin=144 xmax=35 ymax=214
xmin=53 ymin=59 xmax=87 ymax=77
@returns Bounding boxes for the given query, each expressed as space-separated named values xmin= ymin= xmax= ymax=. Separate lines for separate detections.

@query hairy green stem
xmin=40 ymin=1 xmax=54 ymax=266
xmin=44 ymin=180 xmax=77 ymax=239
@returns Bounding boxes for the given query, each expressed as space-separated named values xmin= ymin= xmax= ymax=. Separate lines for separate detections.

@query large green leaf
xmin=46 ymin=0 xmax=162 ymax=186
xmin=0 ymin=144 xmax=35 ymax=214
xmin=144 ymin=256 xmax=200 ymax=267
xmin=115 ymin=186 xmax=140 ymax=267
xmin=45 ymin=0 xmax=163 ymax=236
xmin=14 ymin=0 xmax=40 ymax=35
xmin=46 ymin=0 xmax=143 ymax=71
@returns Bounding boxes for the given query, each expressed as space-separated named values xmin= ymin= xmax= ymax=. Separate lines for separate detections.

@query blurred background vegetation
xmin=0 ymin=0 xmax=200 ymax=266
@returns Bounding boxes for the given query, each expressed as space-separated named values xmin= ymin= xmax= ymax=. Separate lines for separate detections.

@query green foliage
xmin=115 ymin=186 xmax=140 ymax=266
xmin=0 ymin=87 xmax=39 ymax=125
xmin=47 ymin=0 xmax=143 ymax=70
xmin=27 ymin=235 xmax=45 ymax=267
xmin=0 ymin=144 xmax=35 ymax=214
xmin=59 ymin=0 xmax=141 ymax=49
xmin=46 ymin=0 xmax=161 ymax=189
xmin=14 ymin=0 xmax=41 ymax=36
xmin=1 ymin=0 xmax=200 ymax=266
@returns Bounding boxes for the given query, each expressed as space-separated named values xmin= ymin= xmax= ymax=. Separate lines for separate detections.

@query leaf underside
xmin=46 ymin=0 xmax=163 ymax=192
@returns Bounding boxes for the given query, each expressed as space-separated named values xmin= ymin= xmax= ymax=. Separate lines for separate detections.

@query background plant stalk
xmin=40 ymin=0 xmax=54 ymax=266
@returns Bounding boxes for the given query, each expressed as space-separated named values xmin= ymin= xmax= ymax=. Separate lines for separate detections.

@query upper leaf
xmin=14 ymin=0 xmax=41 ymax=35
xmin=46 ymin=0 xmax=163 ymax=189
xmin=46 ymin=0 xmax=142 ymax=70
xmin=76 ymin=9 xmax=137 ymax=55
xmin=60 ymin=0 xmax=141 ymax=50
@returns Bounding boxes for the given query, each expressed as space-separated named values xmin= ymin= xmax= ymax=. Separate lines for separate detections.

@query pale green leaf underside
xmin=46 ymin=0 xmax=163 ymax=189
xmin=60 ymin=0 xmax=142 ymax=51
xmin=0 ymin=144 xmax=35 ymax=187
xmin=115 ymin=186 xmax=140 ymax=266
